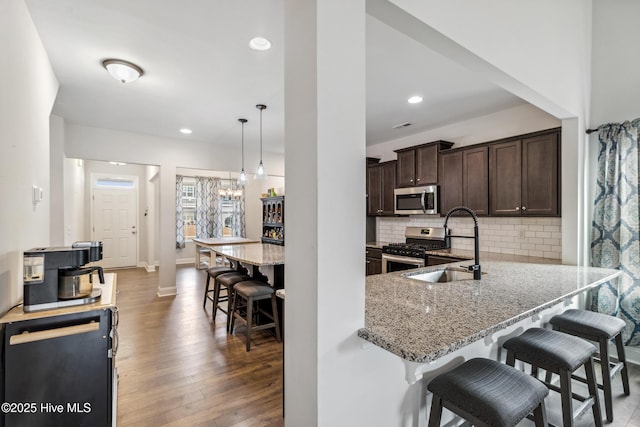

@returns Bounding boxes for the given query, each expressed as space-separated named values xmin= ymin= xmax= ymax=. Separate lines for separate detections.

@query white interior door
xmin=92 ymin=180 xmax=138 ymax=268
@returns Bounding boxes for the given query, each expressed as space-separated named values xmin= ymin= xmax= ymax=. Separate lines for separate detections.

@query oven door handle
xmin=421 ymin=190 xmax=426 ymax=213
xmin=382 ymin=254 xmax=425 ymax=265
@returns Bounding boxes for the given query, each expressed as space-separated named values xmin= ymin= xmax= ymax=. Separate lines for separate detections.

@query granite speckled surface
xmin=366 ymin=241 xmax=389 ymax=249
xmin=211 ymin=243 xmax=284 ymax=266
xmin=357 ymin=261 xmax=620 ymax=363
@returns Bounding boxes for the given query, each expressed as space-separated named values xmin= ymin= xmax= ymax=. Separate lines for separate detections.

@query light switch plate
xmin=32 ymin=185 xmax=43 ymax=203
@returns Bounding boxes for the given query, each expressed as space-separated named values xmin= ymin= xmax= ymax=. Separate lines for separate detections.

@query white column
xmin=284 ymin=0 xmax=366 ymax=425
xmin=157 ymin=163 xmax=177 ymax=296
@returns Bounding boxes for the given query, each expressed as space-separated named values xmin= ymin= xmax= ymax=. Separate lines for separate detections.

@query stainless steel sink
xmin=404 ymin=268 xmax=477 ymax=283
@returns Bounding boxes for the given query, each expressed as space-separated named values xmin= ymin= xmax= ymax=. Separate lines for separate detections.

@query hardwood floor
xmin=112 ymin=265 xmax=640 ymax=427
xmin=114 ymin=266 xmax=283 ymax=427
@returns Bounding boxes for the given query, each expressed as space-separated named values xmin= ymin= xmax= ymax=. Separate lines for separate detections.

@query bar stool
xmin=549 ymin=309 xmax=630 ymax=422
xmin=503 ymin=328 xmax=602 ymax=427
xmin=212 ymin=272 xmax=251 ymax=325
xmin=203 ymin=266 xmax=235 ymax=308
xmin=230 ymin=280 xmax=281 ymax=351
xmin=427 ymin=358 xmax=549 ymax=427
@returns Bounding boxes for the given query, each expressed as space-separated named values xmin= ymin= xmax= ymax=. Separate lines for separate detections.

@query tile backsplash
xmin=377 ymin=216 xmax=562 ymax=259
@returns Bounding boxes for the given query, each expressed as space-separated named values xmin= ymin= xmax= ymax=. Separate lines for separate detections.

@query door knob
xmin=521 ymin=206 xmax=527 ymax=211
xmin=515 ymin=206 xmax=520 ymax=211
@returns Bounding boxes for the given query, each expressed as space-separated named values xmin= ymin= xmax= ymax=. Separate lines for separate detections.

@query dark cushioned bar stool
xmin=503 ymin=328 xmax=602 ymax=427
xmin=427 ymin=358 xmax=549 ymax=427
xmin=203 ymin=266 xmax=235 ymax=308
xmin=549 ymin=309 xmax=630 ymax=422
xmin=212 ymin=272 xmax=251 ymax=325
xmin=230 ymin=280 xmax=281 ymax=351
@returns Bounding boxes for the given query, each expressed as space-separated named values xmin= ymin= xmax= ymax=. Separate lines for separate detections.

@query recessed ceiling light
xmin=249 ymin=37 xmax=272 ymax=51
xmin=408 ymin=96 xmax=423 ymax=104
xmin=180 ymin=128 xmax=192 ymax=134
xmin=109 ymin=161 xmax=127 ymax=166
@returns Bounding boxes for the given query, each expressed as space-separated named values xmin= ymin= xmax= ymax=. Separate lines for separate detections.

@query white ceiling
xmin=25 ymin=0 xmax=525 ymax=154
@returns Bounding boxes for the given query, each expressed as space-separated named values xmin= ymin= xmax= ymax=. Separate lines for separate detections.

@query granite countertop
xmin=211 ymin=243 xmax=285 ymax=266
xmin=357 ymin=261 xmax=620 ymax=363
xmin=366 ymin=241 xmax=389 ymax=249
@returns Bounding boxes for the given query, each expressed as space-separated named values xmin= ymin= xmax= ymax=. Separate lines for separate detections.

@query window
xmin=182 ymin=178 xmax=196 ymax=240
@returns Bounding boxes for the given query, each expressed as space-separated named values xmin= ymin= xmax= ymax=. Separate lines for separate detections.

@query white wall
xmin=63 ymin=122 xmax=285 ymax=295
xmin=285 ymin=1 xmax=594 ymax=426
xmin=385 ymin=0 xmax=592 ymax=119
xmin=367 ymin=103 xmax=560 ymax=161
xmin=63 ymin=157 xmax=85 ymax=246
xmin=588 ymin=0 xmax=640 ymax=265
xmin=49 ymin=114 xmax=65 ymax=245
xmin=0 ymin=0 xmax=58 ymax=313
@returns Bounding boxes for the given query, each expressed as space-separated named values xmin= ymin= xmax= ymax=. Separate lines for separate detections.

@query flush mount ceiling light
xmin=102 ymin=59 xmax=144 ymax=83
xmin=180 ymin=128 xmax=192 ymax=134
xmin=249 ymin=37 xmax=271 ymax=51
xmin=237 ymin=118 xmax=248 ymax=187
xmin=255 ymin=104 xmax=268 ymax=181
xmin=408 ymin=95 xmax=423 ymax=104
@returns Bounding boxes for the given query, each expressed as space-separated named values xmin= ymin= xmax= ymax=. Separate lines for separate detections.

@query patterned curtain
xmin=591 ymin=118 xmax=640 ymax=346
xmin=231 ymin=181 xmax=246 ymax=237
xmin=175 ymin=175 xmax=185 ymax=249
xmin=195 ymin=176 xmax=222 ymax=238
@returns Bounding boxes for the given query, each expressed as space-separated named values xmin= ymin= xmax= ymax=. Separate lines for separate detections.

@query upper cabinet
xmin=395 ymin=141 xmax=453 ymax=188
xmin=367 ymin=160 xmax=396 ymax=216
xmin=439 ymin=146 xmax=489 ymax=215
xmin=489 ymin=131 xmax=559 ymax=216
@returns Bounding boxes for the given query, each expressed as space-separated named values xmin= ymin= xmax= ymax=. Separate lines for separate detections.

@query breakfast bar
xmin=192 ymin=237 xmax=260 ymax=269
xmin=359 ymin=261 xmax=620 ymax=381
xmin=208 ymin=243 xmax=285 ymax=288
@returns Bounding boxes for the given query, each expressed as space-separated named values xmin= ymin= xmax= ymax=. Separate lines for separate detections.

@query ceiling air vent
xmin=392 ymin=122 xmax=412 ymax=129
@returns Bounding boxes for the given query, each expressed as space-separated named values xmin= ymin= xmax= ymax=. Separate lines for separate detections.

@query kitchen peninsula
xmin=358 ymin=261 xmax=620 ymax=380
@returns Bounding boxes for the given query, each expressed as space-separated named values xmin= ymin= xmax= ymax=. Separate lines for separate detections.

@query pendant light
xmin=255 ymin=104 xmax=268 ymax=181
xmin=237 ymin=118 xmax=248 ymax=186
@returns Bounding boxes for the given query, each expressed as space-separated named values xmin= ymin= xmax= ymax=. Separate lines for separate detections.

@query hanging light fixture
xmin=237 ymin=118 xmax=248 ymax=186
xmin=255 ymin=104 xmax=268 ymax=181
xmin=102 ymin=59 xmax=144 ymax=84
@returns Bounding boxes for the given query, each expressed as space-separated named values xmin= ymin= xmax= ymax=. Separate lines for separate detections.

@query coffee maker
xmin=23 ymin=241 xmax=105 ymax=312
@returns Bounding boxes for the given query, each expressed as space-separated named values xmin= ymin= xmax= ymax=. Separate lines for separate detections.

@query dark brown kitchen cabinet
xmin=395 ymin=141 xmax=453 ymax=188
xmin=367 ymin=161 xmax=396 ymax=216
xmin=366 ymin=247 xmax=382 ymax=275
xmin=439 ymin=146 xmax=489 ymax=215
xmin=489 ymin=131 xmax=559 ymax=216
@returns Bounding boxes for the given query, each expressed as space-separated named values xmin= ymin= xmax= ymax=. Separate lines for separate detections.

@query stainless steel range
xmin=381 ymin=227 xmax=450 ymax=273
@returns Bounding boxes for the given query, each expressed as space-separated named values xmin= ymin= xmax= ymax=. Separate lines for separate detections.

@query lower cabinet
xmin=1 ymin=308 xmax=116 ymax=427
xmin=366 ymin=247 xmax=382 ymax=275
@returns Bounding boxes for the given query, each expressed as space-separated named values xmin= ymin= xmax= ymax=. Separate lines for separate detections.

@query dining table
xmin=192 ymin=237 xmax=260 ymax=269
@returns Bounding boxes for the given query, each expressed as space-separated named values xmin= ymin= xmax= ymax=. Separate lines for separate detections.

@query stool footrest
xmin=542 ymin=379 xmax=596 ymax=421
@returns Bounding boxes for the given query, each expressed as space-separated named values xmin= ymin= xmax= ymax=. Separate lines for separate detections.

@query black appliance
xmin=23 ymin=242 xmax=105 ymax=312
xmin=1 ymin=308 xmax=116 ymax=427
xmin=381 ymin=227 xmax=449 ymax=273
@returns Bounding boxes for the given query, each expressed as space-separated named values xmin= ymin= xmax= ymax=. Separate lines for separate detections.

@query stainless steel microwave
xmin=394 ymin=185 xmax=439 ymax=215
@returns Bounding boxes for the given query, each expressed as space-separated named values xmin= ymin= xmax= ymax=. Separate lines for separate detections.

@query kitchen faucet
xmin=443 ymin=206 xmax=481 ymax=280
